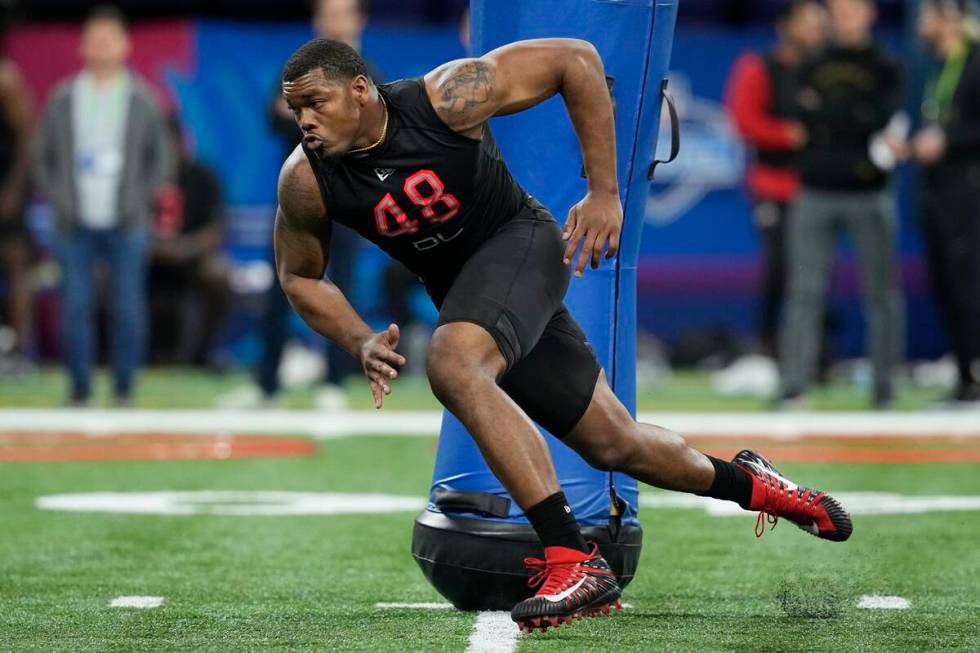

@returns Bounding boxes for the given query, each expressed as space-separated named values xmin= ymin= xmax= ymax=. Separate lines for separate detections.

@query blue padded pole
xmin=613 ymin=0 xmax=679 ymax=413
xmin=610 ymin=0 xmax=679 ymax=512
xmin=427 ymin=0 xmax=677 ymax=528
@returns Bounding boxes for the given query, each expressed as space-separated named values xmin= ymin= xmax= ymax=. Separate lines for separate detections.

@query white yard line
xmin=375 ymin=603 xmax=520 ymax=653
xmin=2 ymin=409 xmax=980 ymax=438
xmin=375 ymin=601 xmax=636 ymax=652
xmin=465 ymin=611 xmax=519 ymax=653
xmin=857 ymin=595 xmax=911 ymax=609
xmin=110 ymin=596 xmax=164 ymax=608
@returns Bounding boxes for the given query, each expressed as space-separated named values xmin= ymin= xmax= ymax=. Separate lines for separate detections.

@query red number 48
xmin=374 ymin=169 xmax=460 ymax=237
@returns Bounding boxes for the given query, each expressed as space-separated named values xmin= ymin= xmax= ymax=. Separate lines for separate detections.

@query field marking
xmin=3 ymin=409 xmax=980 ymax=439
xmin=35 ymin=490 xmax=980 ymax=517
xmin=641 ymin=491 xmax=980 ymax=516
xmin=374 ymin=603 xmax=520 ymax=652
xmin=10 ymin=427 xmax=980 ymax=464
xmin=36 ymin=491 xmax=425 ymax=516
xmin=466 ymin=612 xmax=519 ymax=653
xmin=0 ymin=432 xmax=315 ymax=462
xmin=857 ymin=595 xmax=911 ymax=609
xmin=375 ymin=602 xmax=454 ymax=609
xmin=0 ymin=409 xmax=441 ymax=438
xmin=110 ymin=596 xmax=164 ymax=608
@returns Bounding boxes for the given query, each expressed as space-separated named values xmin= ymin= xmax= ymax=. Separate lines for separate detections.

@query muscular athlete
xmin=275 ymin=38 xmax=852 ymax=632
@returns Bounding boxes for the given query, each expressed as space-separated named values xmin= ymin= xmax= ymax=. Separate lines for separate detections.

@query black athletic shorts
xmin=429 ymin=197 xmax=602 ymax=438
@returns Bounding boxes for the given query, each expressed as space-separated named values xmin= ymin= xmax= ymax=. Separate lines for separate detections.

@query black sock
xmin=525 ymin=491 xmax=589 ymax=553
xmin=702 ymin=456 xmax=754 ymax=508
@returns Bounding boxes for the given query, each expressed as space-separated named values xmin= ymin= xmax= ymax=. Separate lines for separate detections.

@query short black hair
xmin=84 ymin=4 xmax=127 ymax=29
xmin=282 ymin=37 xmax=369 ymax=84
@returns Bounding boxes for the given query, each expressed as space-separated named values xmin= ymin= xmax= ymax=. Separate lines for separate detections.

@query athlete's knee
xmin=583 ymin=421 xmax=695 ymax=473
xmin=425 ymin=354 xmax=465 ymax=405
xmin=588 ymin=433 xmax=641 ymax=472
xmin=575 ymin=418 xmax=642 ymax=473
xmin=425 ymin=326 xmax=500 ymax=404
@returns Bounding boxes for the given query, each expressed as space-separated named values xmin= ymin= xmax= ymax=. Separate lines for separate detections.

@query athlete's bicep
xmin=424 ymin=38 xmax=600 ymax=134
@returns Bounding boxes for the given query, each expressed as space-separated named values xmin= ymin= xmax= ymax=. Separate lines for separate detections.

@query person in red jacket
xmin=725 ymin=0 xmax=827 ymax=359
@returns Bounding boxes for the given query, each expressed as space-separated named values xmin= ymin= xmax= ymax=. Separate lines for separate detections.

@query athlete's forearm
xmin=559 ymin=43 xmax=619 ymax=197
xmin=280 ymin=274 xmax=374 ymax=356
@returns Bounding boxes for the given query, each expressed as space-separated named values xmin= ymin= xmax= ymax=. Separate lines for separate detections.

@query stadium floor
xmin=2 ymin=370 xmax=978 ymax=651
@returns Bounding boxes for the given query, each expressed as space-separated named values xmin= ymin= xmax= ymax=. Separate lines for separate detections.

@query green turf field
xmin=0 ymin=367 xmax=950 ymax=411
xmin=2 ymin=433 xmax=979 ymax=652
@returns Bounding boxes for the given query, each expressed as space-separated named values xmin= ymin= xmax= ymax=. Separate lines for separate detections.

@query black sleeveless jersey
xmin=302 ymin=77 xmax=527 ymax=288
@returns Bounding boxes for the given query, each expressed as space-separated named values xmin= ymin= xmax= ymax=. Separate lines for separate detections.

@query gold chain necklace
xmin=347 ymin=95 xmax=388 ymax=155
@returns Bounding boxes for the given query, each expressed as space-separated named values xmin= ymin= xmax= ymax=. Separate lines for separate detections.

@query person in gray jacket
xmin=32 ymin=5 xmax=173 ymax=405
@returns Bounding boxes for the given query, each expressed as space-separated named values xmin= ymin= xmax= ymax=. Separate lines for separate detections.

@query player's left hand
xmin=562 ymin=190 xmax=623 ymax=277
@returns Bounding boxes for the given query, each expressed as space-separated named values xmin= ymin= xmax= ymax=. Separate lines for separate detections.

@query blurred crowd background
xmin=0 ymin=0 xmax=978 ymax=410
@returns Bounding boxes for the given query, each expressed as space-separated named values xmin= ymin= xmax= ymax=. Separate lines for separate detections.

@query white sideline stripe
xmin=2 ymin=409 xmax=980 ymax=438
xmin=110 ymin=596 xmax=164 ymax=608
xmin=466 ymin=611 xmax=519 ymax=653
xmin=643 ymin=413 xmax=980 ymax=437
xmin=857 ymin=595 xmax=911 ymax=610
xmin=375 ymin=602 xmax=454 ymax=609
xmin=0 ymin=409 xmax=441 ymax=438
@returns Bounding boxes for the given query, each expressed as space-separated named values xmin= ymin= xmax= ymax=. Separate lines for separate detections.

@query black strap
xmin=648 ymin=78 xmax=680 ymax=180
xmin=433 ymin=489 xmax=512 ymax=518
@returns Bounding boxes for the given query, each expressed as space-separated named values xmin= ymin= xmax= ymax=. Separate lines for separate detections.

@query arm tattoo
xmin=435 ymin=60 xmax=495 ymax=127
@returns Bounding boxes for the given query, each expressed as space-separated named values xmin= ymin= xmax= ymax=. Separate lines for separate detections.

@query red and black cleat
xmin=734 ymin=449 xmax=853 ymax=542
xmin=511 ymin=543 xmax=623 ymax=633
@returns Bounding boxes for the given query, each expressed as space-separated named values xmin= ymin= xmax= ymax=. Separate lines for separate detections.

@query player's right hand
xmin=357 ymin=323 xmax=406 ymax=409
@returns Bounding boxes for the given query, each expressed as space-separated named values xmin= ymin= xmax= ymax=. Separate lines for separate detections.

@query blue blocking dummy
xmin=412 ymin=0 xmax=679 ymax=610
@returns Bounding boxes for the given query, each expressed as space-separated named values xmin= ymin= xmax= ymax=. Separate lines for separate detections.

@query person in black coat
xmin=913 ymin=0 xmax=980 ymax=403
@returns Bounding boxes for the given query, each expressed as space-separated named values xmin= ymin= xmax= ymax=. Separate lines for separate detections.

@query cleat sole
xmin=515 ymin=595 xmax=622 ymax=633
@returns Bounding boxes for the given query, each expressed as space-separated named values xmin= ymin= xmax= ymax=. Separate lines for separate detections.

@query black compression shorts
xmin=431 ymin=197 xmax=602 ymax=438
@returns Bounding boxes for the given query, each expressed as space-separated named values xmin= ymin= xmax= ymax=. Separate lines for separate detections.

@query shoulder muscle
xmin=424 ymin=57 xmax=497 ymax=135
xmin=277 ymin=145 xmax=328 ymax=233
xmin=423 ymin=38 xmax=599 ymax=136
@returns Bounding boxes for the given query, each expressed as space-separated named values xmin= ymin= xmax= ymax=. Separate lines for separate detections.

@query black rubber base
xmin=411 ymin=510 xmax=643 ymax=611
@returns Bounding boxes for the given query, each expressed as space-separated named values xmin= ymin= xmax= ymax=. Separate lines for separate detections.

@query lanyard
xmin=923 ymin=42 xmax=969 ymax=124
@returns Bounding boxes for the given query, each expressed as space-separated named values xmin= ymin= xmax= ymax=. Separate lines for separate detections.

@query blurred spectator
xmin=31 ymin=5 xmax=173 ymax=405
xmin=779 ymin=0 xmax=904 ymax=408
xmin=724 ymin=0 xmax=826 ymax=360
xmin=221 ymin=0 xmax=375 ymax=410
xmin=148 ymin=117 xmax=229 ymax=366
xmin=914 ymin=0 xmax=980 ymax=404
xmin=0 ymin=45 xmax=32 ymax=374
